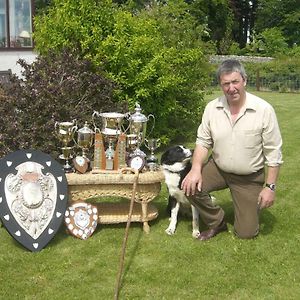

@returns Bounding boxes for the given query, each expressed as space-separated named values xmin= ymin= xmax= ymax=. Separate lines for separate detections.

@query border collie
xmin=160 ymin=145 xmax=200 ymax=238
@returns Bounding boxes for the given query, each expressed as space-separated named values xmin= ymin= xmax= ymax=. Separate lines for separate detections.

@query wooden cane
xmin=114 ymin=168 xmax=139 ymax=300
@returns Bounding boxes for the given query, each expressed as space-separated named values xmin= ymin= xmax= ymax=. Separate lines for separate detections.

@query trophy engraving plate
xmin=65 ymin=202 xmax=98 ymax=240
xmin=114 ymin=133 xmax=127 ymax=170
xmin=0 ymin=150 xmax=68 ymax=252
xmin=92 ymin=132 xmax=106 ymax=173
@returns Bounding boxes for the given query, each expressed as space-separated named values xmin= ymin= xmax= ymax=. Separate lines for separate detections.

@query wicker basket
xmin=66 ymin=169 xmax=165 ymax=203
xmin=65 ymin=169 xmax=164 ymax=232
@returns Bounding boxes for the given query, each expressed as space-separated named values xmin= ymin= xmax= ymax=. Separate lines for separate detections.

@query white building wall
xmin=0 ymin=50 xmax=37 ymax=77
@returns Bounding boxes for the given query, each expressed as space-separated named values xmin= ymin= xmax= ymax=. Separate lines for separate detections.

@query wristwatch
xmin=265 ymin=183 xmax=276 ymax=191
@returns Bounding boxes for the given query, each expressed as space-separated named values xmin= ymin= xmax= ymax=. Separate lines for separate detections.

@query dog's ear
xmin=160 ymin=150 xmax=169 ymax=164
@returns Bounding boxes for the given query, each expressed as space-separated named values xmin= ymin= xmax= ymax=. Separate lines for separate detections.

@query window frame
xmin=0 ymin=0 xmax=34 ymax=51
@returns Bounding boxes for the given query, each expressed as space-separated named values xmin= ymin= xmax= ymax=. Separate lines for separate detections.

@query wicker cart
xmin=66 ymin=169 xmax=164 ymax=233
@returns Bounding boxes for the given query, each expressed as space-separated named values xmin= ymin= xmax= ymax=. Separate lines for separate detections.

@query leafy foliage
xmin=245 ymin=56 xmax=300 ymax=92
xmin=34 ymin=0 xmax=211 ymax=143
xmin=0 ymin=49 xmax=122 ymax=157
xmin=255 ymin=27 xmax=289 ymax=56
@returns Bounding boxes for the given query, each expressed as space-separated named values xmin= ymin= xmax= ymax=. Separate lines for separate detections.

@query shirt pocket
xmin=236 ymin=129 xmax=262 ymax=149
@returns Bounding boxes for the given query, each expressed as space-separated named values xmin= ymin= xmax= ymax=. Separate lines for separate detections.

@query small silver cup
xmin=145 ymin=138 xmax=161 ymax=170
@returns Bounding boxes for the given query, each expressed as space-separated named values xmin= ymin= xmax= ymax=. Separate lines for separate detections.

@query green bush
xmin=245 ymin=57 xmax=300 ymax=92
xmin=34 ymin=0 xmax=212 ymax=143
xmin=0 ymin=49 xmax=124 ymax=158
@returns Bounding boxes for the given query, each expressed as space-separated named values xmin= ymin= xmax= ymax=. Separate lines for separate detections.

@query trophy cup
xmin=125 ymin=103 xmax=155 ymax=171
xmin=73 ymin=121 xmax=94 ymax=173
xmin=92 ymin=111 xmax=126 ymax=172
xmin=145 ymin=138 xmax=161 ymax=171
xmin=74 ymin=121 xmax=94 ymax=158
xmin=55 ymin=120 xmax=78 ymax=173
xmin=126 ymin=103 xmax=155 ymax=158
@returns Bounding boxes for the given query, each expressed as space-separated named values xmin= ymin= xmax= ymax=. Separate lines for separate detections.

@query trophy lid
xmin=99 ymin=112 xmax=125 ymax=119
xmin=78 ymin=121 xmax=93 ymax=134
xmin=129 ymin=103 xmax=148 ymax=123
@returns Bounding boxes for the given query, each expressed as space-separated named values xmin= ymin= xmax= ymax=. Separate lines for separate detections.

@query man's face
xmin=220 ymin=71 xmax=246 ymax=104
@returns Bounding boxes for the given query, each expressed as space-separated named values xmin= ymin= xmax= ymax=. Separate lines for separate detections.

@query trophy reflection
xmin=55 ymin=120 xmax=77 ymax=173
xmin=145 ymin=138 xmax=161 ymax=171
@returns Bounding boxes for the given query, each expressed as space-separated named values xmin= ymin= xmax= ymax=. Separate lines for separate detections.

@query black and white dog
xmin=161 ymin=145 xmax=200 ymax=238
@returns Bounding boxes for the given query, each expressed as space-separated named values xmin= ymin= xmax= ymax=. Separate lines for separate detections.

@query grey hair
xmin=216 ymin=59 xmax=247 ymax=82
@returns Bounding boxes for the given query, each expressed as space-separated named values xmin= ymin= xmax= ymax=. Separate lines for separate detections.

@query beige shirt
xmin=196 ymin=92 xmax=283 ymax=175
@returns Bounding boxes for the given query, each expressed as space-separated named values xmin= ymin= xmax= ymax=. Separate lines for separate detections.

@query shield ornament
xmin=0 ymin=150 xmax=68 ymax=252
xmin=65 ymin=202 xmax=98 ymax=240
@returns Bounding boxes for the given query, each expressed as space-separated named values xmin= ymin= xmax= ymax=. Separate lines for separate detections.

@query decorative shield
xmin=0 ymin=150 xmax=68 ymax=252
xmin=65 ymin=202 xmax=98 ymax=240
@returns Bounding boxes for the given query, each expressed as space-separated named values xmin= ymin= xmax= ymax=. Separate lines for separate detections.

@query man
xmin=182 ymin=59 xmax=283 ymax=241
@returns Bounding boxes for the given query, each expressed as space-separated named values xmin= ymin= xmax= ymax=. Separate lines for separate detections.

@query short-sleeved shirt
xmin=196 ymin=92 xmax=283 ymax=175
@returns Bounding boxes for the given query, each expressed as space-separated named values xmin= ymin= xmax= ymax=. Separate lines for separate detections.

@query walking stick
xmin=114 ymin=168 xmax=139 ymax=300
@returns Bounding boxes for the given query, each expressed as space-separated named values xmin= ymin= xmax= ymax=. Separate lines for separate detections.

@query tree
xmin=0 ymin=49 xmax=119 ymax=157
xmin=189 ymin=0 xmax=235 ymax=54
xmin=229 ymin=0 xmax=258 ymax=48
xmin=256 ymin=27 xmax=289 ymax=56
xmin=34 ymin=0 xmax=212 ymax=143
xmin=255 ymin=0 xmax=300 ymax=46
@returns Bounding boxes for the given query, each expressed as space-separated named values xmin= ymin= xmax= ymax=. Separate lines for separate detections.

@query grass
xmin=1 ymin=90 xmax=300 ymax=299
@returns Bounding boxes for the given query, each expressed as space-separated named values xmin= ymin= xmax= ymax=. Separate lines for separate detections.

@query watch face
xmin=267 ymin=183 xmax=276 ymax=191
xmin=129 ymin=155 xmax=145 ymax=171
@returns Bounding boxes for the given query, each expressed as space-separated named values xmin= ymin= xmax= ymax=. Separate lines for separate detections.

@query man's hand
xmin=257 ymin=187 xmax=276 ymax=209
xmin=181 ymin=169 xmax=202 ymax=196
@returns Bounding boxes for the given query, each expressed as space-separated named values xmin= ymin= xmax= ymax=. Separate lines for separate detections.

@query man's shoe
xmin=197 ymin=220 xmax=228 ymax=241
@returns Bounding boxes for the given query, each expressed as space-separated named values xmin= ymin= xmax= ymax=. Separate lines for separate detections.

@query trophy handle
xmin=144 ymin=138 xmax=149 ymax=150
xmin=122 ymin=112 xmax=131 ymax=133
xmin=54 ymin=121 xmax=61 ymax=136
xmin=72 ymin=126 xmax=79 ymax=147
xmin=92 ymin=111 xmax=100 ymax=132
xmin=146 ymin=114 xmax=155 ymax=137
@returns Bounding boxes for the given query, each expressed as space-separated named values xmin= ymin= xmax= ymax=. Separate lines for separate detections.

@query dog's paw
xmin=165 ymin=226 xmax=176 ymax=235
xmin=192 ymin=230 xmax=201 ymax=239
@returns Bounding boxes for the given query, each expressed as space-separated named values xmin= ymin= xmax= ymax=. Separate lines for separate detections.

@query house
xmin=0 ymin=0 xmax=36 ymax=78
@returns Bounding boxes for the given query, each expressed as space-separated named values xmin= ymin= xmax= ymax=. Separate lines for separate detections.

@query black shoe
xmin=197 ymin=220 xmax=228 ymax=241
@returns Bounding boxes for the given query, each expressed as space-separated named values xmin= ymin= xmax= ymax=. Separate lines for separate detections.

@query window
xmin=0 ymin=0 xmax=33 ymax=49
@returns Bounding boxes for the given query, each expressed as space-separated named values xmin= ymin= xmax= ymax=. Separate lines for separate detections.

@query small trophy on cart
xmin=126 ymin=103 xmax=155 ymax=171
xmin=55 ymin=120 xmax=78 ymax=173
xmin=145 ymin=138 xmax=161 ymax=171
xmin=73 ymin=121 xmax=94 ymax=173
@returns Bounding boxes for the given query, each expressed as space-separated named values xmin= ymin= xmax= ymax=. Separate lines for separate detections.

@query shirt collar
xmin=216 ymin=92 xmax=257 ymax=111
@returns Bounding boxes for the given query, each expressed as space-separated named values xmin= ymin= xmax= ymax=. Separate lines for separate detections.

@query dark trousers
xmin=187 ymin=159 xmax=265 ymax=238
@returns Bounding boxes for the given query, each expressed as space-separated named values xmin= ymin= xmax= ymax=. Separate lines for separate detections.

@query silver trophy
xmin=54 ymin=120 xmax=77 ymax=172
xmin=126 ymin=103 xmax=155 ymax=158
xmin=74 ymin=121 xmax=94 ymax=158
xmin=145 ymin=138 xmax=161 ymax=171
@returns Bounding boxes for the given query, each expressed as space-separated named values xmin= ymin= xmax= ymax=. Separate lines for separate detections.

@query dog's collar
xmin=163 ymin=167 xmax=185 ymax=174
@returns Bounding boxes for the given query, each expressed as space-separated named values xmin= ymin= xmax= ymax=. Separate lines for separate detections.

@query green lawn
xmin=0 ymin=91 xmax=300 ymax=299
